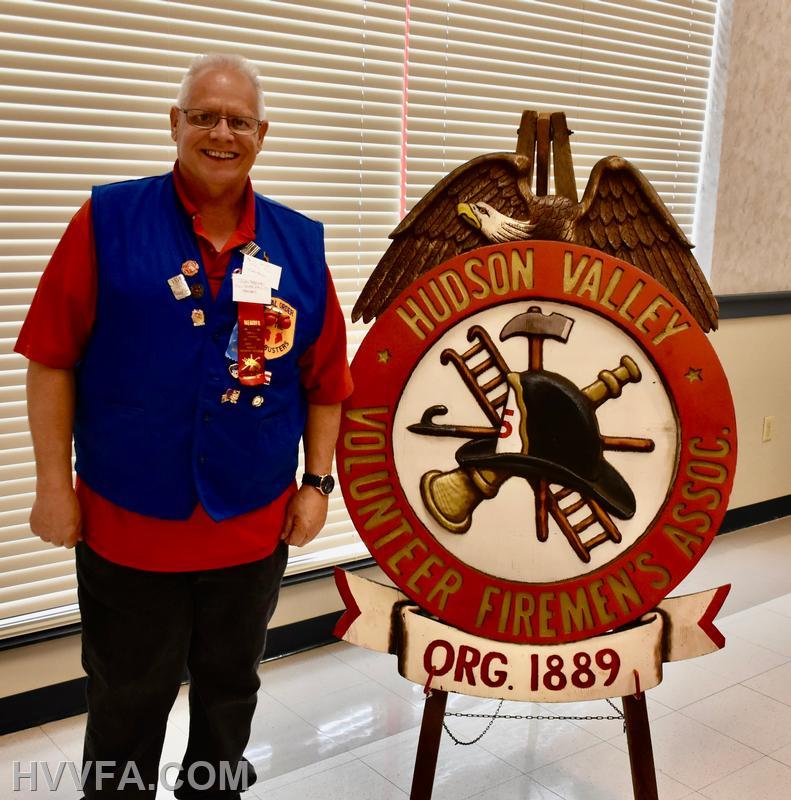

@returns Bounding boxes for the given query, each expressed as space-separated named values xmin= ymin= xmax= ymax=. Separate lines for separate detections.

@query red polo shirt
xmin=15 ymin=165 xmax=353 ymax=571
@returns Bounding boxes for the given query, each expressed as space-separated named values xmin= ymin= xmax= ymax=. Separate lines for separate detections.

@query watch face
xmin=320 ymin=474 xmax=336 ymax=495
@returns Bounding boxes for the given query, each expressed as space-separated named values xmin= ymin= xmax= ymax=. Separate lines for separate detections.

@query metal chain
xmin=443 ymin=700 xmax=504 ymax=746
xmin=442 ymin=697 xmax=625 ymax=746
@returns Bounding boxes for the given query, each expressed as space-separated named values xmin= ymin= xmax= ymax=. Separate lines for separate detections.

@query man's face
xmin=170 ymin=67 xmax=267 ymax=196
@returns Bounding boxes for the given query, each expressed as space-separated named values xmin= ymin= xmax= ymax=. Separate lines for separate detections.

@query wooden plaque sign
xmin=336 ymin=239 xmax=735 ymax=701
xmin=333 ymin=110 xmax=736 ymax=797
xmin=338 ymin=239 xmax=735 ymax=647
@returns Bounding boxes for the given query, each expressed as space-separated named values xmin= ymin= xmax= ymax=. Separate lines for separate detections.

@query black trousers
xmin=75 ymin=540 xmax=289 ymax=799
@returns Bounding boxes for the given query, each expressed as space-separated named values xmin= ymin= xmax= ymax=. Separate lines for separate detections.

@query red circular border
xmin=339 ymin=241 xmax=736 ymax=644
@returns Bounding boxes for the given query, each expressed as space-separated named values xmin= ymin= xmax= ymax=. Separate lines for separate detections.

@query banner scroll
xmin=336 ymin=570 xmax=730 ymax=703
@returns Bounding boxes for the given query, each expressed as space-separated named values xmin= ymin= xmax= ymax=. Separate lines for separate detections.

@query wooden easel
xmin=515 ymin=109 xmax=579 ymax=202
xmin=410 ymin=688 xmax=658 ymax=800
xmin=408 ymin=111 xmax=659 ymax=800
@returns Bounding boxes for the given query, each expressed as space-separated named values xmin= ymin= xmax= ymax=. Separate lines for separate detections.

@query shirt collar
xmin=172 ymin=161 xmax=256 ymax=243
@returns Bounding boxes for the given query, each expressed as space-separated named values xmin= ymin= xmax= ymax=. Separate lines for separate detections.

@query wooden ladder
xmin=440 ymin=325 xmax=511 ymax=427
xmin=543 ymin=485 xmax=622 ymax=563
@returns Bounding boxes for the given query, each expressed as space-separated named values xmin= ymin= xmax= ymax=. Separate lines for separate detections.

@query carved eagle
xmin=352 ymin=142 xmax=718 ymax=332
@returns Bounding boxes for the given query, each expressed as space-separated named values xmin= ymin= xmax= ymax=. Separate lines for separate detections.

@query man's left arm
xmin=280 ymin=401 xmax=341 ymax=547
xmin=280 ymin=265 xmax=353 ymax=547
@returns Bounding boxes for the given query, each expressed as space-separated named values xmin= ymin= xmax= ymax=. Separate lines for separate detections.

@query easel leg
xmin=410 ymin=689 xmax=448 ymax=800
xmin=622 ymin=693 xmax=659 ymax=800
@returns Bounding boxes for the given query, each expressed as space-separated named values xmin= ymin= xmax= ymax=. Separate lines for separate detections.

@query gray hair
xmin=176 ymin=53 xmax=267 ymax=120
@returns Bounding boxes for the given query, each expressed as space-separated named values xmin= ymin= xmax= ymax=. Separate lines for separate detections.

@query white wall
xmin=708 ymin=0 xmax=791 ymax=294
xmin=711 ymin=315 xmax=791 ymax=507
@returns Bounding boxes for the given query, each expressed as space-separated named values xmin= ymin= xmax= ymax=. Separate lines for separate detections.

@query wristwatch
xmin=302 ymin=472 xmax=335 ymax=496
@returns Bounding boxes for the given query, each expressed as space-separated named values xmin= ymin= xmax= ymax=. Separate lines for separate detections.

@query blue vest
xmin=74 ymin=173 xmax=327 ymax=520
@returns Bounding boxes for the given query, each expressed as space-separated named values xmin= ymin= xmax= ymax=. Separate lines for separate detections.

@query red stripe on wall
xmin=400 ymin=0 xmax=410 ymax=220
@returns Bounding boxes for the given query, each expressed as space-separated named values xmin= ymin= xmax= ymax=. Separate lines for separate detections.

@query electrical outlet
xmin=762 ymin=415 xmax=775 ymax=443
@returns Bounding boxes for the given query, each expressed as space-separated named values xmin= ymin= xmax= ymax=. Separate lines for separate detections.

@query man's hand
xmin=30 ymin=486 xmax=83 ymax=549
xmin=280 ymin=485 xmax=329 ymax=547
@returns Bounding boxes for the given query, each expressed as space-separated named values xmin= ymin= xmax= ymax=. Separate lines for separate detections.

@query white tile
xmin=718 ymin=607 xmax=791 ymax=656
xmin=0 ymin=727 xmax=82 ymax=799
xmin=165 ymin=683 xmax=191 ymax=733
xmin=698 ymin=756 xmax=791 ymax=800
xmin=645 ymin=658 xmax=735 ymax=710
xmin=286 ymin=678 xmax=423 ymax=751
xmin=159 ymin=721 xmax=188 ymax=767
xmin=258 ymin=647 xmax=371 ymax=707
xmin=247 ymin=690 xmax=350 ymax=780
xmin=768 ymin=739 xmax=791 ymax=768
xmin=473 ymin=715 xmax=601 ymax=772
xmin=682 ymin=684 xmax=791 ymax=753
xmin=349 ymin=726 xmax=420 ymax=760
xmin=610 ymin=711 xmax=761 ymax=790
xmin=530 ymin=740 xmax=690 ymax=800
xmin=329 ymin=642 xmax=429 ymax=706
xmin=700 ymin=634 xmax=789 ymax=683
xmin=539 ymin=696 xmax=671 ymax=742
xmin=764 ymin=592 xmax=791 ymax=618
xmin=467 ymin=774 xmax=563 ymax=799
xmin=362 ymin=733 xmax=521 ymax=799
xmin=257 ymin=759 xmax=407 ymax=800
xmin=40 ymin=713 xmax=86 ymax=765
xmin=253 ymin=750 xmax=357 ymax=793
xmin=744 ymin=659 xmax=791 ymax=706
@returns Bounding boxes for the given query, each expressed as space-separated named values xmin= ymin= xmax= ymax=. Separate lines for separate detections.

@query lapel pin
xmin=168 ymin=274 xmax=190 ymax=300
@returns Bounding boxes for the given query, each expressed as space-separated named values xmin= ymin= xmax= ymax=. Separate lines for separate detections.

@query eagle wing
xmin=575 ymin=156 xmax=718 ymax=331
xmin=352 ymin=153 xmax=532 ymax=323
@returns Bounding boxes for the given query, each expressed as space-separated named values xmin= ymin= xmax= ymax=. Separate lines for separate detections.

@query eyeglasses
xmin=179 ymin=108 xmax=261 ymax=135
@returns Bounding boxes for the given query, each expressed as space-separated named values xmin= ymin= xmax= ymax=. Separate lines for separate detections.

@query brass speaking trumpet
xmin=420 ymin=356 xmax=642 ymax=533
xmin=421 ymin=466 xmax=508 ymax=534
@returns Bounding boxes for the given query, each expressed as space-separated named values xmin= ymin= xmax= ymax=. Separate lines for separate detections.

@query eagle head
xmin=457 ymin=201 xmax=536 ymax=243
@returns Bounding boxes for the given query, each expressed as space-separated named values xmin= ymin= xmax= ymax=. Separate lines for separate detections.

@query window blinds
xmin=405 ymin=0 xmax=717 ymax=235
xmin=0 ymin=0 xmax=718 ymax=640
xmin=0 ymin=0 xmax=405 ymax=639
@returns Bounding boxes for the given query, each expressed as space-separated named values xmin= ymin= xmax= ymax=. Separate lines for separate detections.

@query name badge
xmin=232 ymin=272 xmax=271 ymax=305
xmin=242 ymin=254 xmax=282 ymax=288
xmin=232 ymin=255 xmax=283 ymax=305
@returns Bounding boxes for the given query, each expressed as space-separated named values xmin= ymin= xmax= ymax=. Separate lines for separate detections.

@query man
xmin=15 ymin=53 xmax=352 ymax=798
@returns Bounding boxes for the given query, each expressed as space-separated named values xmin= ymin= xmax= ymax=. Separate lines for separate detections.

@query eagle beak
xmin=457 ymin=202 xmax=480 ymax=229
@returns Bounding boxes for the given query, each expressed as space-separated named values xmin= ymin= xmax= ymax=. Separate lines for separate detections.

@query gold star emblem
xmin=685 ymin=367 xmax=702 ymax=383
xmin=377 ymin=349 xmax=391 ymax=364
xmin=241 ymin=355 xmax=261 ymax=371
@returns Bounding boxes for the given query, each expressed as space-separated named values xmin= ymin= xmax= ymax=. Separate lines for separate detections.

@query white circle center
xmin=392 ymin=300 xmax=678 ymax=583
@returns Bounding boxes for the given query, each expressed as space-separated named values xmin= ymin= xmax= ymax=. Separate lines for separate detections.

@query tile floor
xmin=3 ymin=515 xmax=791 ymax=799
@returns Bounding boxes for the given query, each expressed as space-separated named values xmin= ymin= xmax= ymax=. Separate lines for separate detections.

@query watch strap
xmin=302 ymin=472 xmax=334 ymax=495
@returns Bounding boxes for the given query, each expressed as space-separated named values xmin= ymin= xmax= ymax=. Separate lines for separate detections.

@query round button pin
xmin=252 ymin=396 xmax=264 ymax=408
xmin=181 ymin=260 xmax=199 ymax=277
xmin=191 ymin=284 xmax=205 ymax=299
